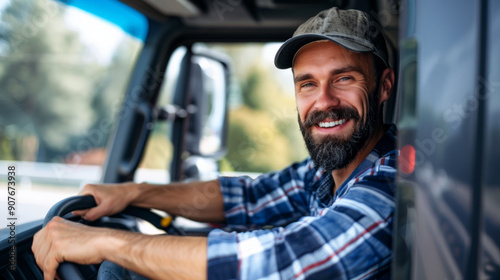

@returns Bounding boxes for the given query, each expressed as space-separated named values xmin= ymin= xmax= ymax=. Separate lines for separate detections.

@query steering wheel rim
xmin=42 ymin=195 xmax=97 ymax=227
xmin=42 ymin=195 xmax=182 ymax=280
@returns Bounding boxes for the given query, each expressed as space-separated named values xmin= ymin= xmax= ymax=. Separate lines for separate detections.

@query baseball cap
xmin=274 ymin=7 xmax=389 ymax=69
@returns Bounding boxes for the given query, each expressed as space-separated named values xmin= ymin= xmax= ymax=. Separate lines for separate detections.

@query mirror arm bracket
xmin=157 ymin=104 xmax=198 ymax=122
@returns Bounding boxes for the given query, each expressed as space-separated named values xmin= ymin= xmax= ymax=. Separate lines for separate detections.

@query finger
xmin=79 ymin=183 xmax=96 ymax=193
xmin=32 ymin=230 xmax=40 ymax=255
xmin=43 ymin=255 xmax=59 ymax=280
xmin=44 ymin=268 xmax=56 ymax=280
xmin=32 ymin=231 xmax=44 ymax=269
xmin=78 ymin=183 xmax=102 ymax=197
xmin=82 ymin=204 xmax=110 ymax=221
xmin=32 ymin=234 xmax=48 ymax=270
xmin=34 ymin=231 xmax=54 ymax=275
xmin=74 ymin=185 xmax=100 ymax=218
xmin=72 ymin=209 xmax=89 ymax=217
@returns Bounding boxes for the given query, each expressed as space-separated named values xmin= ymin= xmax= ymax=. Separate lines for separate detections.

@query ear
xmin=378 ymin=68 xmax=395 ymax=105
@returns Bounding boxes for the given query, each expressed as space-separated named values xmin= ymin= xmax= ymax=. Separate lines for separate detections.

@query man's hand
xmin=31 ymin=179 xmax=215 ymax=280
xmin=74 ymin=180 xmax=225 ymax=223
xmin=73 ymin=182 xmax=140 ymax=221
xmin=32 ymin=217 xmax=109 ymax=280
xmin=32 ymin=216 xmax=208 ymax=280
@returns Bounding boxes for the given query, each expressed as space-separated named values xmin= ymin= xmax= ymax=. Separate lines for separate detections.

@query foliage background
xmin=0 ymin=0 xmax=141 ymax=164
xmin=214 ymin=44 xmax=308 ymax=173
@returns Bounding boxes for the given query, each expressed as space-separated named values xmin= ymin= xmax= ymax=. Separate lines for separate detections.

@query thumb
xmin=72 ymin=209 xmax=89 ymax=218
xmin=72 ymin=205 xmax=107 ymax=221
xmin=81 ymin=203 xmax=113 ymax=221
xmin=84 ymin=201 xmax=117 ymax=222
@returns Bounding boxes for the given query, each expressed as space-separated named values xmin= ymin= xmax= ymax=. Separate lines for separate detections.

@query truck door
xmin=394 ymin=0 xmax=500 ymax=279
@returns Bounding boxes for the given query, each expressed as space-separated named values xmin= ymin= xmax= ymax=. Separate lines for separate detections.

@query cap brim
xmin=274 ymin=34 xmax=373 ymax=69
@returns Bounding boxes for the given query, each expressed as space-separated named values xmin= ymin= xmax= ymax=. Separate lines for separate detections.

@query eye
xmin=338 ymin=76 xmax=353 ymax=82
xmin=301 ymin=82 xmax=315 ymax=88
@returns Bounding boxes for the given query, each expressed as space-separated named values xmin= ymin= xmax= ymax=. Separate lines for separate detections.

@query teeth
xmin=318 ymin=119 xmax=346 ymax=128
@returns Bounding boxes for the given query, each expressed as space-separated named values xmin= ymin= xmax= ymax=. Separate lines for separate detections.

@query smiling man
xmin=33 ymin=7 xmax=397 ymax=280
xmin=292 ymin=40 xmax=393 ymax=192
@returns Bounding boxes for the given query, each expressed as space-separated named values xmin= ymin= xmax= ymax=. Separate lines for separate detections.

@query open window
xmin=0 ymin=0 xmax=147 ymax=224
xmin=136 ymin=46 xmax=231 ymax=183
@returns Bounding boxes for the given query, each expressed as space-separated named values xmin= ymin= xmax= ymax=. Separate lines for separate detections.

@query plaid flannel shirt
xmin=207 ymin=125 xmax=397 ymax=280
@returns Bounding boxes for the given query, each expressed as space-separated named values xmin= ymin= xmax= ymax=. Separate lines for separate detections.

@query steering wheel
xmin=42 ymin=195 xmax=184 ymax=280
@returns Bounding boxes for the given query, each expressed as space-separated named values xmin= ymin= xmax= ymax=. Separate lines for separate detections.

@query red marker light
xmin=399 ymin=145 xmax=416 ymax=174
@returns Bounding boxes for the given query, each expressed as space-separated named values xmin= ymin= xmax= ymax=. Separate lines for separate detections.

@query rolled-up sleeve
xmin=218 ymin=159 xmax=321 ymax=228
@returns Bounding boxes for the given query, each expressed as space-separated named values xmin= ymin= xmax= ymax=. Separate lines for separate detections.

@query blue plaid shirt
xmin=207 ymin=125 xmax=397 ymax=279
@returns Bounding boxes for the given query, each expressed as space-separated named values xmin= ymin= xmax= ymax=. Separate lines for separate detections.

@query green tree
xmin=0 ymin=0 xmax=96 ymax=161
xmin=0 ymin=0 xmax=141 ymax=164
xmin=226 ymin=106 xmax=293 ymax=172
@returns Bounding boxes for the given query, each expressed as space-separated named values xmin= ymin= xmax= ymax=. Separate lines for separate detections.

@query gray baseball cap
xmin=274 ymin=7 xmax=389 ymax=69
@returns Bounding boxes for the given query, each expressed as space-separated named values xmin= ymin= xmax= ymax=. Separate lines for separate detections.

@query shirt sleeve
xmin=207 ymin=173 xmax=395 ymax=280
xmin=218 ymin=158 xmax=321 ymax=227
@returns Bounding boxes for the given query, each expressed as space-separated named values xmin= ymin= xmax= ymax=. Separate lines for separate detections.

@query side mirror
xmin=167 ymin=48 xmax=230 ymax=181
xmin=186 ymin=52 xmax=229 ymax=158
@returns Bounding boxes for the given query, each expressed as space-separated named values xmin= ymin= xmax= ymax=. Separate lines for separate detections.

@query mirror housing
xmin=166 ymin=47 xmax=231 ymax=182
xmin=185 ymin=51 xmax=230 ymax=159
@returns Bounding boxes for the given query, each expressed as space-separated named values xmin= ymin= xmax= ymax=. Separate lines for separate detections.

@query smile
xmin=318 ymin=119 xmax=347 ymax=128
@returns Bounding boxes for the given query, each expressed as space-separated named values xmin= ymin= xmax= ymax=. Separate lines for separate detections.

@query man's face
xmin=293 ymin=40 xmax=381 ymax=171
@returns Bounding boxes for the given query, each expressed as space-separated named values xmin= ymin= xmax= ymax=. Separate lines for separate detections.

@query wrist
xmin=101 ymin=228 xmax=139 ymax=262
xmin=128 ymin=182 xmax=149 ymax=205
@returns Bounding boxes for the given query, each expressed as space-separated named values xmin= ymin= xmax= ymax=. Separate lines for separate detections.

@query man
xmin=33 ymin=7 xmax=397 ymax=280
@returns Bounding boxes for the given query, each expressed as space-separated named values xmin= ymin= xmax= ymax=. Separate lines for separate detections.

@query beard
xmin=299 ymin=93 xmax=380 ymax=172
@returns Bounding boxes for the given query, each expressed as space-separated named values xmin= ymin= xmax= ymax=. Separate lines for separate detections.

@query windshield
xmin=0 ymin=0 xmax=147 ymax=224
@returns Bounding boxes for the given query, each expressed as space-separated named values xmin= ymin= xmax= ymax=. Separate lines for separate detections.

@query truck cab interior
xmin=0 ymin=0 xmax=499 ymax=279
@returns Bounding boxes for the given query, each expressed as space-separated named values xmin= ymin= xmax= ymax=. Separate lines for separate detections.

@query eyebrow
xmin=293 ymin=66 xmax=365 ymax=84
xmin=294 ymin=73 xmax=314 ymax=84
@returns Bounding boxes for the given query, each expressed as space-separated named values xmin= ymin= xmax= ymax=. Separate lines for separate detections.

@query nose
xmin=313 ymin=83 xmax=340 ymax=111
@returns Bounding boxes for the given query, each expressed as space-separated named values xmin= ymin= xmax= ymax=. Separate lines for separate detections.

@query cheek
xmin=295 ymin=94 xmax=314 ymax=122
xmin=344 ymin=86 xmax=371 ymax=123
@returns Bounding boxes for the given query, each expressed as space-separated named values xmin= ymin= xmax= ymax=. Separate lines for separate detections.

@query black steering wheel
xmin=42 ymin=195 xmax=184 ymax=280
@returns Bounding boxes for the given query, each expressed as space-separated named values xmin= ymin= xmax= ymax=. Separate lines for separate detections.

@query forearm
xmin=104 ymin=230 xmax=207 ymax=280
xmin=131 ymin=179 xmax=225 ymax=223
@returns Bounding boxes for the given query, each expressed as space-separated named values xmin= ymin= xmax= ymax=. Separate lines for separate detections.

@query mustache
xmin=303 ymin=107 xmax=360 ymax=128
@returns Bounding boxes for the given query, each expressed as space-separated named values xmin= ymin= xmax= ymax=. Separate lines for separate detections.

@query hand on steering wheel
xmin=40 ymin=195 xmax=184 ymax=280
